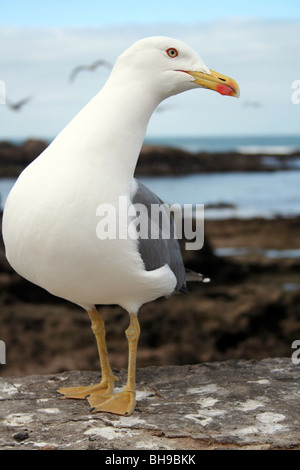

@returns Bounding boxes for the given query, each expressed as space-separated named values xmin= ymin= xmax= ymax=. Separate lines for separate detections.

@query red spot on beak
xmin=216 ymin=83 xmax=235 ymax=96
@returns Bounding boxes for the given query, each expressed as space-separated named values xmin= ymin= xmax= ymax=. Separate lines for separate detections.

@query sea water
xmin=139 ymin=170 xmax=300 ymax=219
xmin=1 ymin=135 xmax=300 ymax=218
xmin=1 ymin=170 xmax=300 ymax=219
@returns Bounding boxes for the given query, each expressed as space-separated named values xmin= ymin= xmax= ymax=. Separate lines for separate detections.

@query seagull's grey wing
xmin=132 ymin=180 xmax=187 ymax=293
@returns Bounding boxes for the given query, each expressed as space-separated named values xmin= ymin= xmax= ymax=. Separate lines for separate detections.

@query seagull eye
xmin=166 ymin=48 xmax=178 ymax=58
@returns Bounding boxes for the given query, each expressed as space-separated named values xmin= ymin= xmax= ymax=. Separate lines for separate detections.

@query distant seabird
xmin=243 ymin=100 xmax=262 ymax=108
xmin=2 ymin=36 xmax=239 ymax=416
xmin=69 ymin=59 xmax=112 ymax=82
xmin=6 ymin=96 xmax=33 ymax=111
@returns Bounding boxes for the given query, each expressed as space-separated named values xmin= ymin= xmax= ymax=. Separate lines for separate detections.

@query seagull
xmin=2 ymin=37 xmax=239 ymax=416
xmin=69 ymin=59 xmax=112 ymax=82
xmin=6 ymin=95 xmax=33 ymax=111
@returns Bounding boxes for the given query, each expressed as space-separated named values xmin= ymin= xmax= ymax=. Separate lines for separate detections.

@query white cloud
xmin=0 ymin=19 xmax=299 ymax=140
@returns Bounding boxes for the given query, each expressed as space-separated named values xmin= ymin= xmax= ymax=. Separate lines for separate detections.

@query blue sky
xmin=1 ymin=1 xmax=300 ymax=139
xmin=3 ymin=0 xmax=300 ymax=26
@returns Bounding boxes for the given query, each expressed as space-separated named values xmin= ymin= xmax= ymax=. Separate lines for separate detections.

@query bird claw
xmin=88 ymin=389 xmax=136 ymax=416
xmin=57 ymin=379 xmax=115 ymax=400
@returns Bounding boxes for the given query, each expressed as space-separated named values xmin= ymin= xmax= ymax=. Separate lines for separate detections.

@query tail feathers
xmin=185 ymin=268 xmax=211 ymax=283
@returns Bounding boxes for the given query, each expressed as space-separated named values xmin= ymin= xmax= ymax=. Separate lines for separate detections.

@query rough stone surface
xmin=0 ymin=358 xmax=299 ymax=450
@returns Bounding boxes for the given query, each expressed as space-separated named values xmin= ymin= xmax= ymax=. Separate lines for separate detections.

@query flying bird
xmin=69 ymin=59 xmax=112 ymax=82
xmin=6 ymin=96 xmax=33 ymax=111
xmin=2 ymin=37 xmax=239 ymax=416
xmin=243 ymin=100 xmax=262 ymax=108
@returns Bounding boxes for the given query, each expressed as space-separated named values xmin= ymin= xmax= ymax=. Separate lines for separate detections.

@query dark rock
xmin=0 ymin=139 xmax=48 ymax=177
xmin=13 ymin=431 xmax=29 ymax=442
xmin=135 ymin=145 xmax=300 ymax=176
xmin=1 ymin=140 xmax=299 ymax=178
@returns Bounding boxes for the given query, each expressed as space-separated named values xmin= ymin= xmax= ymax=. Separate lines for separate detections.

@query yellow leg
xmin=88 ymin=313 xmax=140 ymax=416
xmin=58 ymin=308 xmax=117 ymax=399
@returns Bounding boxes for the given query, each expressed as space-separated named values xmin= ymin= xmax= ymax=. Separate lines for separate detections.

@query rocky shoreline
xmin=1 ymin=139 xmax=300 ymax=178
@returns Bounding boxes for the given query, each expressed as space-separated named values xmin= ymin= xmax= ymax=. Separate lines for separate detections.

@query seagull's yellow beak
xmin=186 ymin=69 xmax=240 ymax=98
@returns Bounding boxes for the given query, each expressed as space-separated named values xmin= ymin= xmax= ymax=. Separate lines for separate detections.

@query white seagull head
xmin=111 ymin=36 xmax=240 ymax=101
